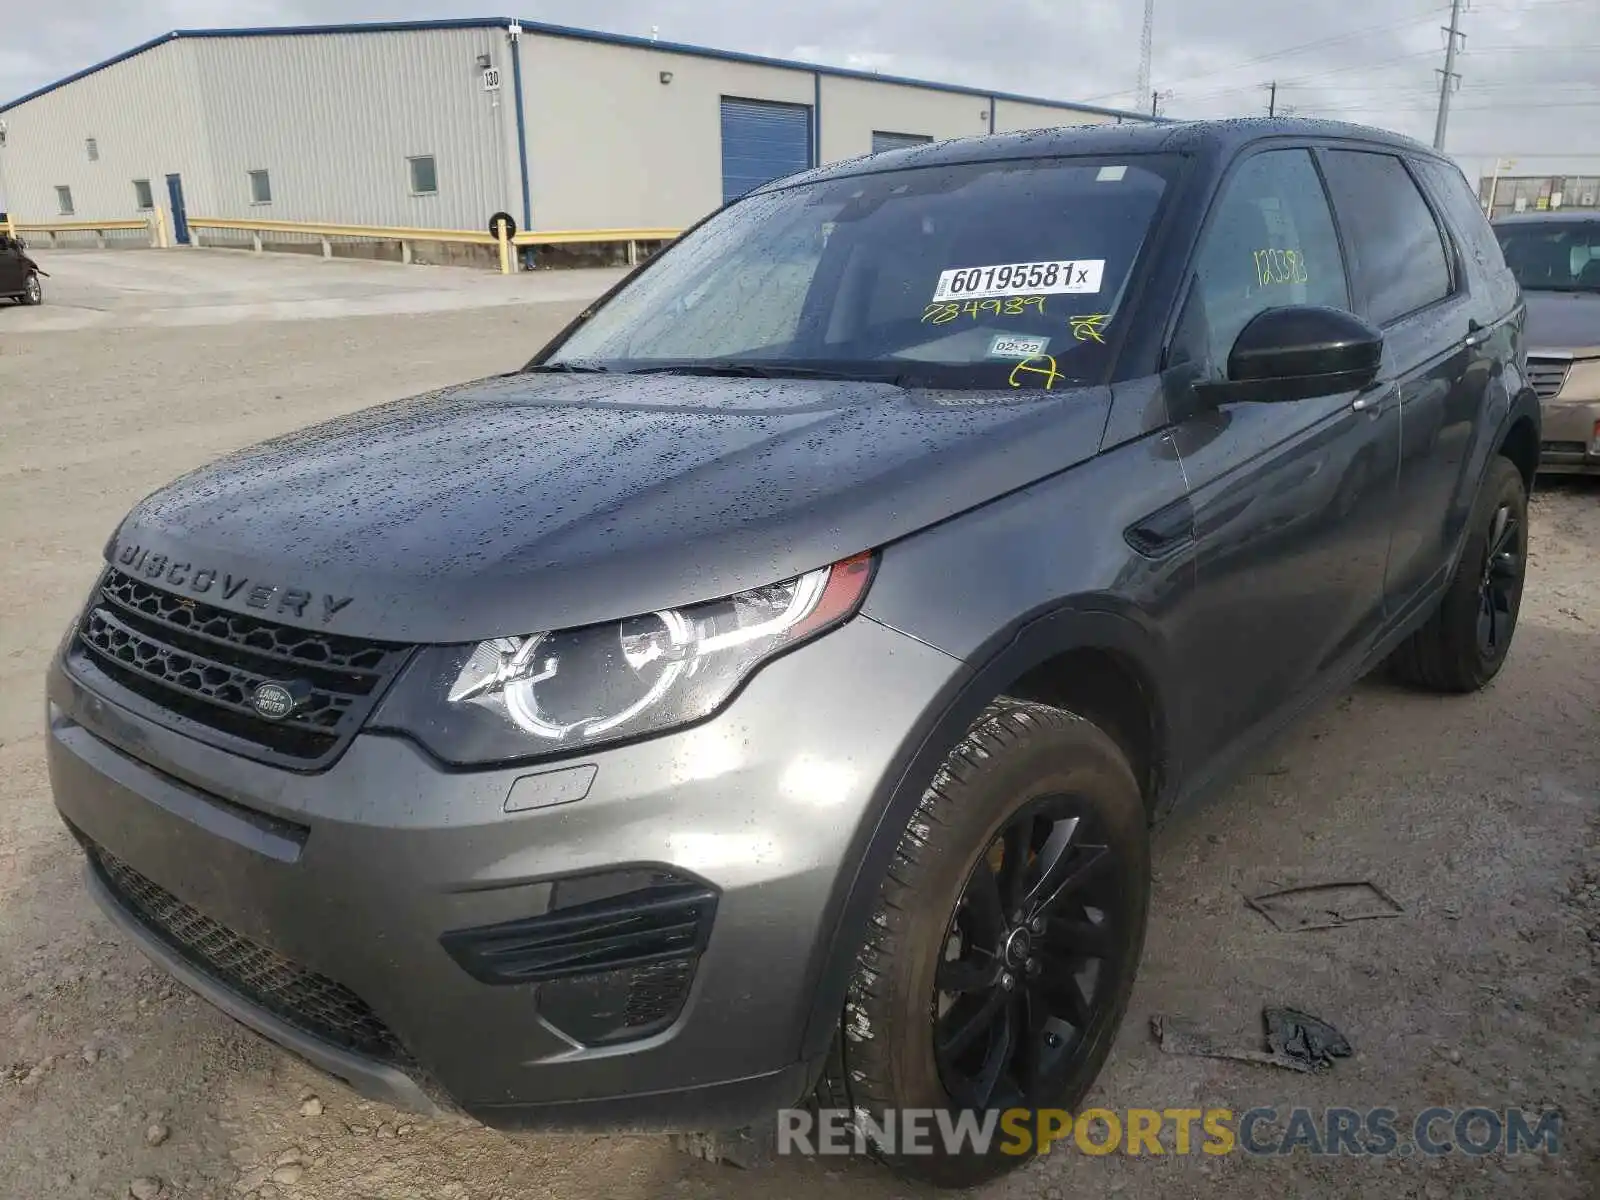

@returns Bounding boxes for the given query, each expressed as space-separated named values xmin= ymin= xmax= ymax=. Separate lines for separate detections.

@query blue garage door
xmin=720 ymin=97 xmax=813 ymax=204
xmin=871 ymin=131 xmax=934 ymax=154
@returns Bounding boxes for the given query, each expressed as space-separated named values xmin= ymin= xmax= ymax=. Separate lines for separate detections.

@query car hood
xmin=111 ymin=371 xmax=1112 ymax=643
xmin=1523 ymin=290 xmax=1600 ymax=357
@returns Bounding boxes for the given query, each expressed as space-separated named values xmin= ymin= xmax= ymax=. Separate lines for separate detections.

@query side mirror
xmin=1197 ymin=305 xmax=1383 ymax=405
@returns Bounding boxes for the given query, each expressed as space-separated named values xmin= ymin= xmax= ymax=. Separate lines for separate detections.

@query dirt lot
xmin=0 ymin=251 xmax=1596 ymax=1200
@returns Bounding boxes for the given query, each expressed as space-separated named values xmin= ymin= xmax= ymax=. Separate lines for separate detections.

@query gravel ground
xmin=0 ymin=255 xmax=1596 ymax=1200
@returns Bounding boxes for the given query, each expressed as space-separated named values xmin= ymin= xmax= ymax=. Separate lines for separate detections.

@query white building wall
xmin=0 ymin=39 xmax=212 ymax=228
xmin=189 ymin=27 xmax=519 ymax=230
xmin=993 ymin=98 xmax=1120 ymax=133
xmin=522 ymin=35 xmax=814 ymax=232
xmin=0 ymin=24 xmax=1151 ymax=237
xmin=818 ymin=77 xmax=990 ymax=164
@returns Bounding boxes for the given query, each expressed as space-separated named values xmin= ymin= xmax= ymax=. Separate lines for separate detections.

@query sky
xmin=2 ymin=0 xmax=1598 ymax=184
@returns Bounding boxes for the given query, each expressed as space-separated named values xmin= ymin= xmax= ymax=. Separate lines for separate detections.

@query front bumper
xmin=47 ymin=614 xmax=965 ymax=1130
xmin=1539 ymin=396 xmax=1600 ymax=474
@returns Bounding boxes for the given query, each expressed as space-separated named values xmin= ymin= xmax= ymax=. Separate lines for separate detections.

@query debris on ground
xmin=1264 ymin=1006 xmax=1353 ymax=1069
xmin=1245 ymin=880 xmax=1404 ymax=931
xmin=1152 ymin=1006 xmax=1352 ymax=1073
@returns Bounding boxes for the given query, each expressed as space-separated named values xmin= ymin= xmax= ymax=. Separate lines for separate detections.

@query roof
xmin=770 ymin=116 xmax=1444 ymax=190
xmin=0 ymin=17 xmax=1160 ymax=122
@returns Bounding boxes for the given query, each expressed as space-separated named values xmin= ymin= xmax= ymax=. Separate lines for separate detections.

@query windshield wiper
xmin=627 ymin=360 xmax=906 ymax=384
xmin=523 ymin=361 xmax=613 ymax=374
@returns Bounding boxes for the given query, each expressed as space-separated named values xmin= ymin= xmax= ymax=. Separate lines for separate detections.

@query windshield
xmin=543 ymin=154 xmax=1178 ymax=389
xmin=1493 ymin=219 xmax=1600 ymax=292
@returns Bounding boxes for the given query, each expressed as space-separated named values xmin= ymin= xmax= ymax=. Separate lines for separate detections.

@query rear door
xmin=1318 ymin=150 xmax=1484 ymax=616
xmin=1161 ymin=145 xmax=1400 ymax=788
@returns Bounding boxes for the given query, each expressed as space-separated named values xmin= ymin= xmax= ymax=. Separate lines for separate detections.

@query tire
xmin=1388 ymin=456 xmax=1528 ymax=693
xmin=826 ymin=699 xmax=1150 ymax=1188
xmin=19 ymin=274 xmax=41 ymax=306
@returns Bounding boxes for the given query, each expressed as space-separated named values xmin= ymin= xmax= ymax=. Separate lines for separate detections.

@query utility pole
xmin=1137 ymin=0 xmax=1155 ymax=107
xmin=1266 ymin=80 xmax=1278 ymax=117
xmin=1434 ymin=0 xmax=1466 ymax=150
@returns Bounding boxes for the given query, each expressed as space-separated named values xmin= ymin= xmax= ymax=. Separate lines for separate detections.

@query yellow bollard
xmin=497 ymin=222 xmax=511 ymax=275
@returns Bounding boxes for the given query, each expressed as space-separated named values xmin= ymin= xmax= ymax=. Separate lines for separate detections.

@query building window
xmin=408 ymin=155 xmax=438 ymax=196
xmin=249 ymin=169 xmax=272 ymax=205
xmin=133 ymin=179 xmax=154 ymax=210
xmin=56 ymin=186 xmax=75 ymax=216
xmin=86 ymin=137 xmax=99 ymax=162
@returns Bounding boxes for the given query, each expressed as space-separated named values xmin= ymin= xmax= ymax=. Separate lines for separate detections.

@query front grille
xmin=72 ymin=569 xmax=410 ymax=770
xmin=88 ymin=840 xmax=411 ymax=1067
xmin=1527 ymin=356 xmax=1572 ymax=401
xmin=1542 ymin=440 xmax=1589 ymax=456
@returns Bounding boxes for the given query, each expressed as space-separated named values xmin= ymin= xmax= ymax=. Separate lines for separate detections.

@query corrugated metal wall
xmin=0 ymin=39 xmax=213 ymax=227
xmin=189 ymin=28 xmax=516 ymax=230
xmin=993 ymin=98 xmax=1120 ymax=133
xmin=0 ymin=24 xmax=1147 ymax=235
xmin=820 ymin=77 xmax=988 ymax=163
xmin=521 ymin=36 xmax=815 ymax=231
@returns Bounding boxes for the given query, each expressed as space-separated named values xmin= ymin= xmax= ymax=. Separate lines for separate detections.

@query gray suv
xmin=47 ymin=119 xmax=1539 ymax=1186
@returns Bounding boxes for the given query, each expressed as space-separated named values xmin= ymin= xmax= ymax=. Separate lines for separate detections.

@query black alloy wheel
xmin=933 ymin=795 xmax=1127 ymax=1111
xmin=1477 ymin=500 xmax=1523 ymax=658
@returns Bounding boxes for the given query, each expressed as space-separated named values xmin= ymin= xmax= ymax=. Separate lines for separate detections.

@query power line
xmin=1079 ymin=7 xmax=1448 ymax=101
xmin=1174 ymin=49 xmax=1442 ymax=102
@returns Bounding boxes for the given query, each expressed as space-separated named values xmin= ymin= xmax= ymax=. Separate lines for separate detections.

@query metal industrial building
xmin=0 ymin=18 xmax=1155 ymax=242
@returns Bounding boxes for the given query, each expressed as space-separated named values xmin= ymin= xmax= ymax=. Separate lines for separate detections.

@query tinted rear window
xmin=1321 ymin=151 xmax=1454 ymax=324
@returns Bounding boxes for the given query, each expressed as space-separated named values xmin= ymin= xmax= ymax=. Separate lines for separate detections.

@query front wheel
xmin=832 ymin=699 xmax=1149 ymax=1188
xmin=19 ymin=273 xmax=41 ymax=306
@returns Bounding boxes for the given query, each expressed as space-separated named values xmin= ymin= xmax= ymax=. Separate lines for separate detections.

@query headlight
xmin=1559 ymin=356 xmax=1600 ymax=400
xmin=371 ymin=553 xmax=875 ymax=766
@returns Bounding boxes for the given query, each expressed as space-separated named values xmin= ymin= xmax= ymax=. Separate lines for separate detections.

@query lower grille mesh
xmin=90 ymin=842 xmax=411 ymax=1067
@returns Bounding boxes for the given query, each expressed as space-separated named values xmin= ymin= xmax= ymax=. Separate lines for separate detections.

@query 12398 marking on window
xmin=932 ymin=259 xmax=1105 ymax=302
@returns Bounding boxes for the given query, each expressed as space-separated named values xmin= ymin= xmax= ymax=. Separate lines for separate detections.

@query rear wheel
xmin=830 ymin=699 xmax=1149 ymax=1187
xmin=19 ymin=273 xmax=41 ymax=306
xmin=1388 ymin=456 xmax=1527 ymax=693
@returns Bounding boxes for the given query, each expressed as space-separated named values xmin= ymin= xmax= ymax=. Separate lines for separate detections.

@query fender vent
xmin=442 ymin=878 xmax=715 ymax=985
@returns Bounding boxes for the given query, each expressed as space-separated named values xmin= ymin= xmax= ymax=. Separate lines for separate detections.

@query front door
xmin=166 ymin=174 xmax=190 ymax=245
xmin=1161 ymin=146 xmax=1399 ymax=789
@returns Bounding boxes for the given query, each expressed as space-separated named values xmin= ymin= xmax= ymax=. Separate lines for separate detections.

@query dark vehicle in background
xmin=0 ymin=233 xmax=45 ymax=305
xmin=46 ymin=119 xmax=1539 ymax=1187
xmin=1493 ymin=211 xmax=1600 ymax=474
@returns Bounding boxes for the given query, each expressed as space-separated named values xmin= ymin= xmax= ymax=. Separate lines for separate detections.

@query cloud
xmin=3 ymin=0 xmax=1598 ymax=183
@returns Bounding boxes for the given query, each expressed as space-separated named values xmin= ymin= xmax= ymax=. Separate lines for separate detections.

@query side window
xmin=1320 ymin=151 xmax=1452 ymax=325
xmin=1175 ymin=149 xmax=1349 ymax=376
xmin=1411 ymin=155 xmax=1507 ymax=275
